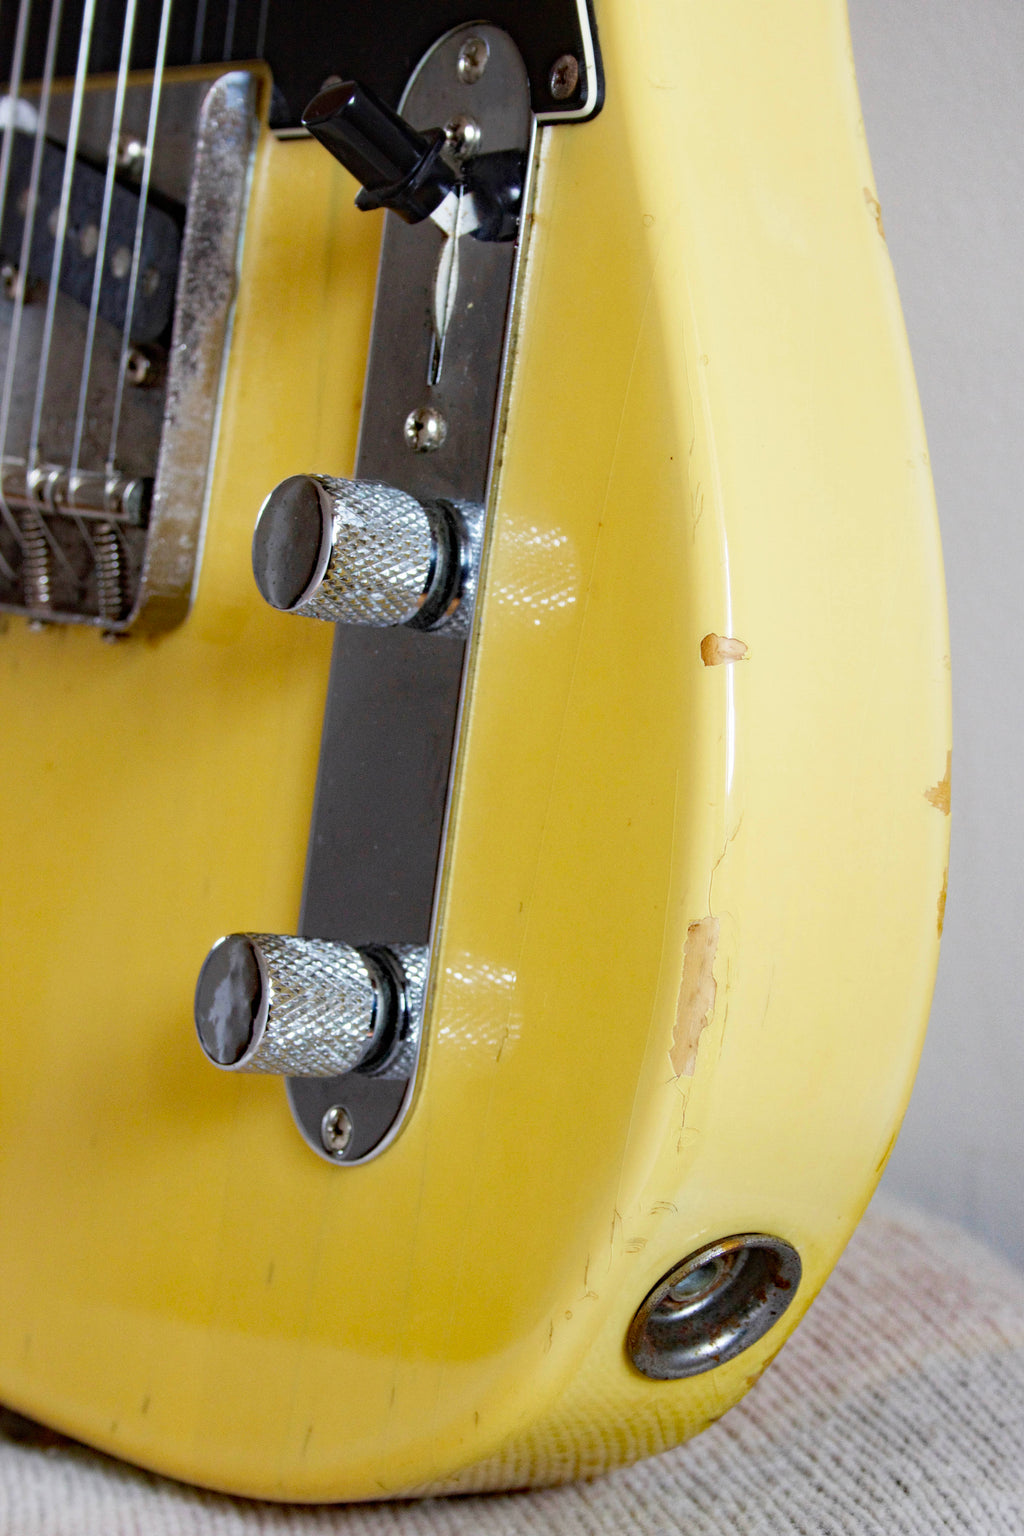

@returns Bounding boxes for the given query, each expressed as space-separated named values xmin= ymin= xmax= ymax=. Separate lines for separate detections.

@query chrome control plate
xmin=286 ymin=25 xmax=535 ymax=1163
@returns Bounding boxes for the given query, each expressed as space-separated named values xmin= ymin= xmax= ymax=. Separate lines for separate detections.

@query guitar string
xmin=106 ymin=0 xmax=173 ymax=472
xmin=255 ymin=0 xmax=269 ymax=60
xmin=0 ymin=0 xmax=80 ymax=590
xmin=27 ymin=0 xmax=98 ymax=479
xmin=191 ymin=0 xmax=207 ymax=65
xmin=0 ymin=0 xmax=35 ymax=573
xmin=222 ymin=0 xmax=237 ymax=60
xmin=68 ymin=0 xmax=140 ymax=480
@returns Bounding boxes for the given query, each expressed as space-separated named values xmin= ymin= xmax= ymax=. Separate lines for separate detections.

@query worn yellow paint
xmin=925 ymin=750 xmax=952 ymax=814
xmin=700 ymin=633 xmax=749 ymax=666
xmin=0 ymin=0 xmax=949 ymax=1503
xmin=671 ymin=918 xmax=721 ymax=1077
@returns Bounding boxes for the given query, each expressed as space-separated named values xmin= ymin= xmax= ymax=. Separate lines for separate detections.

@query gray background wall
xmin=847 ymin=1 xmax=1024 ymax=1268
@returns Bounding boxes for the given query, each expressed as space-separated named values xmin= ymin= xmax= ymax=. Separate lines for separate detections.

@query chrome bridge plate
xmin=0 ymin=70 xmax=256 ymax=634
xmin=286 ymin=25 xmax=535 ymax=1163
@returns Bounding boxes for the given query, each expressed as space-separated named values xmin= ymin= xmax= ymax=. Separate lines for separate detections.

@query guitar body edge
xmin=0 ymin=0 xmax=949 ymax=1501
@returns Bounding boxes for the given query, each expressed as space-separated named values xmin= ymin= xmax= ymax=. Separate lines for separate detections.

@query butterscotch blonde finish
xmin=0 ymin=0 xmax=949 ymax=1500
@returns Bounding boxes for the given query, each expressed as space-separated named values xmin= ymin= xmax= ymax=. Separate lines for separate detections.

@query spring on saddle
xmin=18 ymin=510 xmax=51 ymax=615
xmin=94 ymin=522 xmax=124 ymax=626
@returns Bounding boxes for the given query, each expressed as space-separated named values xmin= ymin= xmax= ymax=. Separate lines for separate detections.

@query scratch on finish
xmin=759 ymin=967 xmax=775 ymax=1029
xmin=708 ymin=816 xmax=743 ymax=913
xmin=875 ymin=1126 xmax=900 ymax=1175
xmin=671 ymin=917 xmax=721 ymax=1077
xmin=610 ymin=1208 xmax=623 ymax=1250
xmin=925 ymin=750 xmax=951 ymax=814
xmin=700 ymin=633 xmax=748 ymax=666
xmin=692 ymin=480 xmax=705 ymax=539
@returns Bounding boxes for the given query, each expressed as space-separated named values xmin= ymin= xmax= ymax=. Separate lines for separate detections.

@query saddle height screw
xmin=457 ymin=36 xmax=489 ymax=84
xmin=321 ymin=1105 xmax=354 ymax=1156
xmin=549 ymin=54 xmax=580 ymax=101
xmin=404 ymin=406 xmax=447 ymax=453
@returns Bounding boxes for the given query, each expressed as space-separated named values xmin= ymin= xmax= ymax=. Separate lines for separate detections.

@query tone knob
xmin=252 ymin=474 xmax=467 ymax=628
xmin=194 ymin=933 xmax=419 ymax=1077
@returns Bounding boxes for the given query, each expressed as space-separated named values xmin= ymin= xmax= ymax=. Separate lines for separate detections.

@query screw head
xmin=444 ymin=114 xmax=482 ymax=162
xmin=404 ymin=406 xmax=448 ymax=454
xmin=457 ymin=36 xmax=489 ymax=84
xmin=549 ymin=53 xmax=580 ymax=101
xmin=126 ymin=348 xmax=153 ymax=387
xmin=115 ymin=135 xmax=146 ymax=177
xmin=110 ymin=245 xmax=132 ymax=281
xmin=321 ymin=1104 xmax=353 ymax=1155
xmin=1 ymin=260 xmax=22 ymax=300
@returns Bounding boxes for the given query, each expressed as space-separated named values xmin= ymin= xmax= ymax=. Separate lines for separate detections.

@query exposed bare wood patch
xmin=863 ymin=186 xmax=886 ymax=238
xmin=671 ymin=916 xmax=721 ymax=1077
xmin=700 ymin=633 xmax=749 ymax=666
xmin=925 ymin=750 xmax=952 ymax=814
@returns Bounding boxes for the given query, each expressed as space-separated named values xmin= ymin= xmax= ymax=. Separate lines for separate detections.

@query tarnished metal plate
xmin=288 ymin=25 xmax=535 ymax=1163
xmin=0 ymin=70 xmax=256 ymax=633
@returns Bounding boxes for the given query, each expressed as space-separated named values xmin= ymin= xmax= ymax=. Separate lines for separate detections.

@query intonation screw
xmin=321 ymin=1105 xmax=353 ymax=1156
xmin=549 ymin=54 xmax=580 ymax=101
xmin=457 ymin=36 xmax=489 ymax=84
xmin=404 ymin=406 xmax=447 ymax=453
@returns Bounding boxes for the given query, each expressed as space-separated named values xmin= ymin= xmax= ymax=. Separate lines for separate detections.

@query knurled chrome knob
xmin=194 ymin=933 xmax=414 ymax=1077
xmin=252 ymin=474 xmax=467 ymax=628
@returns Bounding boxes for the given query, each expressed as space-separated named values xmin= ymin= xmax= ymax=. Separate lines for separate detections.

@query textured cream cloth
xmin=3 ymin=1195 xmax=1024 ymax=1534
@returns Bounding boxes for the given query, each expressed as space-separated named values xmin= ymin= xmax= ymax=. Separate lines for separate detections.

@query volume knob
xmin=194 ymin=933 xmax=407 ymax=1077
xmin=252 ymin=474 xmax=462 ymax=627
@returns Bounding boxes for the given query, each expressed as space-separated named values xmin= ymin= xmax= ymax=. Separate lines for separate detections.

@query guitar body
xmin=0 ymin=0 xmax=949 ymax=1502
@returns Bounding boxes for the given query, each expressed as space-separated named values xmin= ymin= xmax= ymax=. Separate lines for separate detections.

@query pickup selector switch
xmin=194 ymin=933 xmax=422 ymax=1078
xmin=252 ymin=474 xmax=477 ymax=631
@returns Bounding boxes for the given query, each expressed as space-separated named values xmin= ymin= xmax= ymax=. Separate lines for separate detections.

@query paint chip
xmin=937 ymin=866 xmax=948 ymax=937
xmin=671 ymin=916 xmax=720 ymax=1077
xmin=863 ymin=186 xmax=886 ymax=238
xmin=701 ymin=633 xmax=748 ymax=666
xmin=925 ymin=750 xmax=951 ymax=814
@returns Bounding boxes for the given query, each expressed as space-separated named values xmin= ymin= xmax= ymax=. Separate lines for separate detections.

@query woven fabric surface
xmin=3 ymin=1194 xmax=1024 ymax=1535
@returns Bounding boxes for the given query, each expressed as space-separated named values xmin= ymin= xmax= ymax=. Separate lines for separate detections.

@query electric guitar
xmin=0 ymin=0 xmax=950 ymax=1502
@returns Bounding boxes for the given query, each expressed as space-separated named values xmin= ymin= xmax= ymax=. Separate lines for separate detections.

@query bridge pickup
xmin=0 ymin=129 xmax=180 ymax=344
